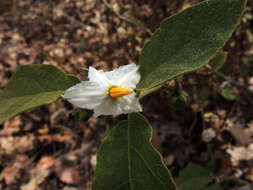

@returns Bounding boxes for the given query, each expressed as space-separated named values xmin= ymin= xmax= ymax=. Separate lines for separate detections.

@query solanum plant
xmin=0 ymin=0 xmax=246 ymax=189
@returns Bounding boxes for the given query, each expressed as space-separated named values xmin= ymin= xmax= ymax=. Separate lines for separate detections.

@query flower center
xmin=109 ymin=87 xmax=133 ymax=98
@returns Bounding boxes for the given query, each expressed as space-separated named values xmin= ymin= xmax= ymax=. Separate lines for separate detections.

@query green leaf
xmin=221 ymin=87 xmax=237 ymax=101
xmin=179 ymin=163 xmax=213 ymax=190
xmin=210 ymin=52 xmax=228 ymax=72
xmin=92 ymin=113 xmax=177 ymax=190
xmin=0 ymin=64 xmax=80 ymax=123
xmin=137 ymin=0 xmax=246 ymax=90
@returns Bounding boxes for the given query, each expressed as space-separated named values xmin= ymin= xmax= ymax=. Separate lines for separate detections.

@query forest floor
xmin=0 ymin=0 xmax=253 ymax=189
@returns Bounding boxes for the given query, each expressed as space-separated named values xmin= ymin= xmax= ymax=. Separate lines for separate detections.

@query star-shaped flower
xmin=62 ymin=64 xmax=142 ymax=117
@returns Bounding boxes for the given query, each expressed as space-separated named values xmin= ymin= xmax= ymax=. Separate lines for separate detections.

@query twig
xmin=205 ymin=64 xmax=253 ymax=96
xmin=102 ymin=0 xmax=132 ymax=24
xmin=59 ymin=9 xmax=90 ymax=31
xmin=214 ymin=71 xmax=253 ymax=96
xmin=45 ymin=1 xmax=90 ymax=31
xmin=219 ymin=100 xmax=238 ymax=131
xmin=102 ymin=0 xmax=152 ymax=36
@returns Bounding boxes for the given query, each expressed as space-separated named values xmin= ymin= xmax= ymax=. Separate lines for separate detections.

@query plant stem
xmin=214 ymin=71 xmax=253 ymax=96
xmin=102 ymin=0 xmax=152 ymax=35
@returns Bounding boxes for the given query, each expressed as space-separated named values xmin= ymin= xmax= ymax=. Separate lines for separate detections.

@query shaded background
xmin=0 ymin=0 xmax=253 ymax=189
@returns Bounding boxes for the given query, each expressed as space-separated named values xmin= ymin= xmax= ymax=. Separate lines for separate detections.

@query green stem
xmin=105 ymin=115 xmax=115 ymax=133
xmin=81 ymin=68 xmax=89 ymax=72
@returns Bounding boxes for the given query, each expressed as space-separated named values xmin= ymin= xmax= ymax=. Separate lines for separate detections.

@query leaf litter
xmin=0 ymin=0 xmax=253 ymax=189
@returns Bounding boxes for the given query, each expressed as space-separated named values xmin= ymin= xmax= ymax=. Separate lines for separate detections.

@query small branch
xmin=219 ymin=100 xmax=238 ymax=130
xmin=59 ymin=9 xmax=90 ymax=30
xmin=47 ymin=1 xmax=90 ymax=31
xmin=102 ymin=0 xmax=131 ymax=24
xmin=205 ymin=64 xmax=253 ymax=96
xmin=214 ymin=71 xmax=253 ymax=96
xmin=102 ymin=0 xmax=152 ymax=36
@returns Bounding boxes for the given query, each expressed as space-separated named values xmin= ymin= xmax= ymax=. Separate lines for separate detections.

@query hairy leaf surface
xmin=0 ymin=64 xmax=80 ymax=123
xmin=137 ymin=0 xmax=246 ymax=90
xmin=92 ymin=113 xmax=177 ymax=190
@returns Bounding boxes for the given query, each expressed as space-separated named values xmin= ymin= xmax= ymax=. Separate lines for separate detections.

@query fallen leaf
xmin=21 ymin=169 xmax=50 ymax=190
xmin=0 ymin=167 xmax=20 ymax=185
xmin=0 ymin=134 xmax=35 ymax=154
xmin=0 ymin=155 xmax=28 ymax=185
xmin=227 ymin=144 xmax=253 ymax=166
xmin=54 ymin=161 xmax=81 ymax=185
xmin=36 ymin=156 xmax=54 ymax=170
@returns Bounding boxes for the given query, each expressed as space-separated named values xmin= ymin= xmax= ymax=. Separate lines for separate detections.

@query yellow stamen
xmin=109 ymin=87 xmax=133 ymax=98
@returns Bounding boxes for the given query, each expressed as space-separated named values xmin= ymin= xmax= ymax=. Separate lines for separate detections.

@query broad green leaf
xmin=210 ymin=52 xmax=228 ymax=72
xmin=221 ymin=87 xmax=237 ymax=101
xmin=92 ymin=113 xmax=177 ymax=190
xmin=0 ymin=64 xmax=80 ymax=123
xmin=137 ymin=0 xmax=246 ymax=90
xmin=179 ymin=163 xmax=213 ymax=190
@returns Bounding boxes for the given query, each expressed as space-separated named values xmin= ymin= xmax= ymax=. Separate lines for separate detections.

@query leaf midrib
xmin=130 ymin=146 xmax=167 ymax=190
xmin=127 ymin=115 xmax=167 ymax=190
xmin=138 ymin=0 xmax=246 ymax=91
xmin=0 ymin=90 xmax=64 ymax=99
xmin=127 ymin=118 xmax=134 ymax=190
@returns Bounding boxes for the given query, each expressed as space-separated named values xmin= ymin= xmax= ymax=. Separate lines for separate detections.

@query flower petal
xmin=120 ymin=93 xmax=143 ymax=113
xmin=93 ymin=93 xmax=142 ymax=117
xmin=62 ymin=81 xmax=106 ymax=109
xmin=88 ymin=67 xmax=111 ymax=87
xmin=105 ymin=64 xmax=141 ymax=89
xmin=93 ymin=98 xmax=121 ymax=117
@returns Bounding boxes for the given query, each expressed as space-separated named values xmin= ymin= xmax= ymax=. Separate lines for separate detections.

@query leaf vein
xmin=127 ymin=117 xmax=134 ymax=190
xmin=130 ymin=146 xmax=167 ymax=190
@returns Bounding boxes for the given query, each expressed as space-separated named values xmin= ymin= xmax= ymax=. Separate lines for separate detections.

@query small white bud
xmin=202 ymin=128 xmax=216 ymax=142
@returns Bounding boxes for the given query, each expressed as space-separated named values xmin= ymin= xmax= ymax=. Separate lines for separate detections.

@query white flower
xmin=62 ymin=64 xmax=142 ymax=117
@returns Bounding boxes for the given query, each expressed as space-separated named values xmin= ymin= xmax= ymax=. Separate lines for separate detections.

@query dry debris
xmin=0 ymin=0 xmax=253 ymax=189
